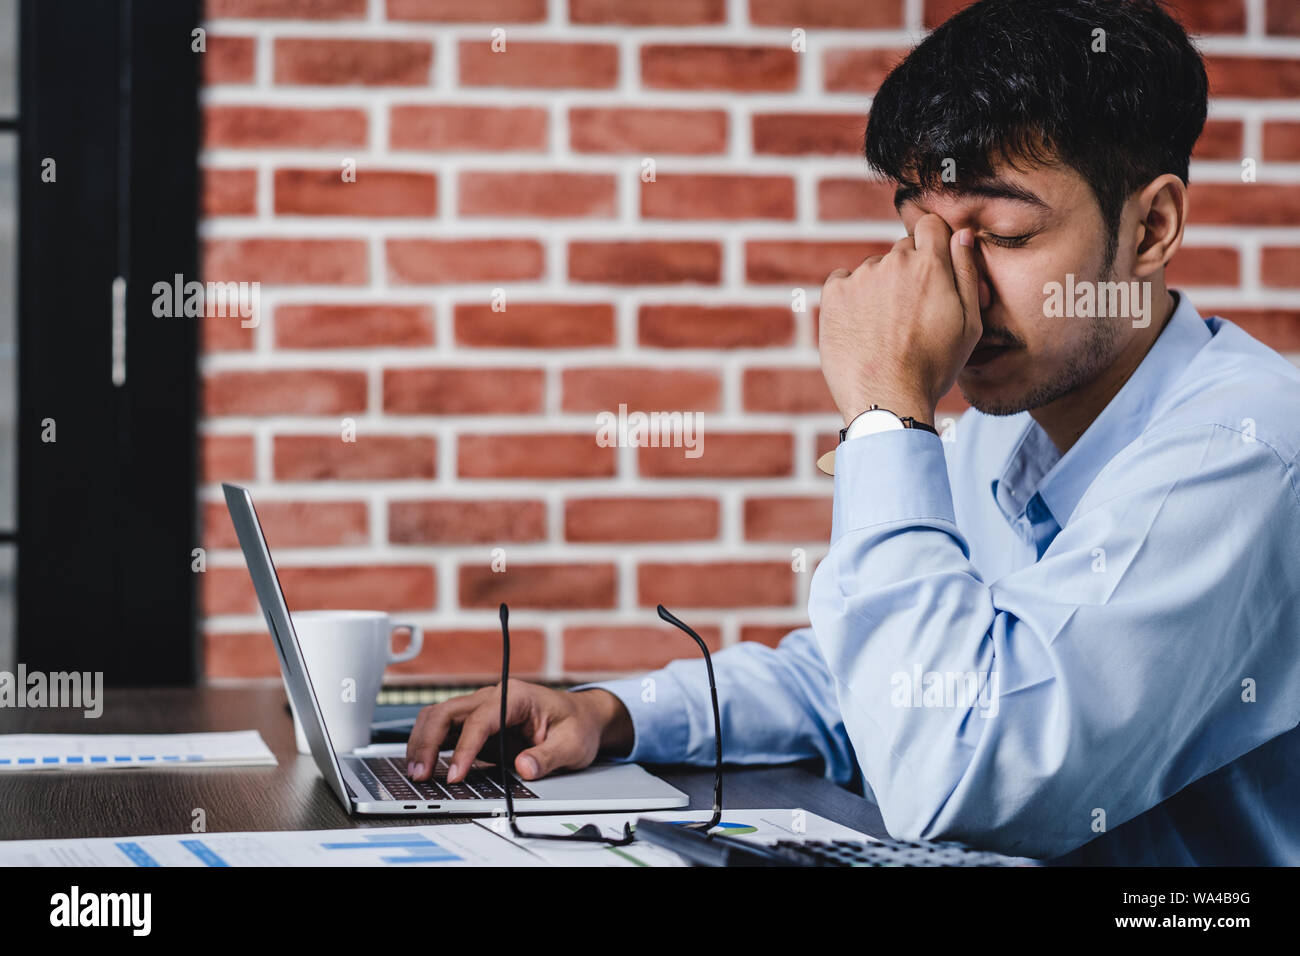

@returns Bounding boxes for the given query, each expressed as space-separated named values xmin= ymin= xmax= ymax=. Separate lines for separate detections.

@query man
xmin=406 ymin=0 xmax=1300 ymax=864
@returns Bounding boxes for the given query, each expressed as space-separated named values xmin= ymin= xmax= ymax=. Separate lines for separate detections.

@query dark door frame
xmin=16 ymin=0 xmax=201 ymax=685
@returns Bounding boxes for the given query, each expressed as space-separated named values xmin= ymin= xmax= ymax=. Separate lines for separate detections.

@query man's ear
xmin=1132 ymin=174 xmax=1187 ymax=279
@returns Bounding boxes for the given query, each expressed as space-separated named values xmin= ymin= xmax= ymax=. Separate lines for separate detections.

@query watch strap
xmin=819 ymin=406 xmax=937 ymax=477
xmin=838 ymin=407 xmax=938 ymax=443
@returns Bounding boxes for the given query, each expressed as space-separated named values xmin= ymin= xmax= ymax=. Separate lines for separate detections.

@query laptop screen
xmin=221 ymin=482 xmax=353 ymax=808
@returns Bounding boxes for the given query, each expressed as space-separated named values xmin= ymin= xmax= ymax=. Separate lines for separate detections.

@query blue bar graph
xmin=116 ymin=842 xmax=161 ymax=867
xmin=1 ymin=752 xmax=219 ymax=767
xmin=319 ymin=832 xmax=461 ymax=865
xmin=181 ymin=840 xmax=230 ymax=867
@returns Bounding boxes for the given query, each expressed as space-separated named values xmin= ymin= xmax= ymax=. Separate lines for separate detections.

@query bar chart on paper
xmin=0 ymin=811 xmax=870 ymax=867
xmin=0 ymin=731 xmax=276 ymax=770
xmin=317 ymin=832 xmax=462 ymax=865
xmin=0 ymin=826 xmax=542 ymax=867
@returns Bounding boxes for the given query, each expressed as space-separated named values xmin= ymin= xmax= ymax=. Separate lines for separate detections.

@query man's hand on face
xmin=818 ymin=213 xmax=983 ymax=426
xmin=404 ymin=682 xmax=632 ymax=784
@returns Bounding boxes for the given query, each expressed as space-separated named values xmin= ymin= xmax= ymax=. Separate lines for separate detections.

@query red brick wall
xmin=198 ymin=0 xmax=1300 ymax=682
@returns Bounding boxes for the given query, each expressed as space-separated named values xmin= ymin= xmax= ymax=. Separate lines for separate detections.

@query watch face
xmin=845 ymin=408 xmax=906 ymax=440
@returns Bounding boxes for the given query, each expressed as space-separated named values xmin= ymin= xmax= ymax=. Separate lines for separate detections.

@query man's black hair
xmin=865 ymin=0 xmax=1208 ymax=274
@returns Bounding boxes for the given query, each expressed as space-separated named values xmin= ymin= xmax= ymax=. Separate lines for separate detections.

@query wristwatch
xmin=816 ymin=405 xmax=938 ymax=476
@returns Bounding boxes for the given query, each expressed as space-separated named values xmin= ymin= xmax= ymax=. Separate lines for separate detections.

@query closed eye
xmin=983 ymin=233 xmax=1032 ymax=248
xmin=902 ymin=229 xmax=1036 ymax=248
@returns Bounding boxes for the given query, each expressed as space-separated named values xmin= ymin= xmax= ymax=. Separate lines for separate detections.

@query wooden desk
xmin=0 ymin=686 xmax=888 ymax=842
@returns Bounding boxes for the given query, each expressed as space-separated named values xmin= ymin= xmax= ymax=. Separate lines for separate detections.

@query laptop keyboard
xmin=352 ymin=755 xmax=537 ymax=803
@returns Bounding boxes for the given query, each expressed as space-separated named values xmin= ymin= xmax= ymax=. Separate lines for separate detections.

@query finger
xmin=405 ymin=701 xmax=462 ymax=779
xmin=446 ymin=694 xmax=507 ymax=783
xmin=915 ymin=215 xmax=978 ymax=332
xmin=824 ymin=267 xmax=851 ymax=284
xmin=949 ymin=229 xmax=983 ymax=340
xmin=849 ymin=253 xmax=885 ymax=277
xmin=405 ymin=693 xmax=482 ymax=780
xmin=514 ymin=721 xmax=591 ymax=781
xmin=894 ymin=210 xmax=946 ymax=254
xmin=912 ymin=212 xmax=953 ymax=256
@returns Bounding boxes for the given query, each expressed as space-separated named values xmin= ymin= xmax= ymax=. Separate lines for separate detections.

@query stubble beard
xmin=961 ymin=259 xmax=1122 ymax=417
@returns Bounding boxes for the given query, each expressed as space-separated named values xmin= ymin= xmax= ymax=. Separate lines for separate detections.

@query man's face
xmin=896 ymin=158 xmax=1127 ymax=416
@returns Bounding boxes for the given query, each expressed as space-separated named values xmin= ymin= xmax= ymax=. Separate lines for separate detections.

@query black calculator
xmin=634 ymin=818 xmax=1040 ymax=867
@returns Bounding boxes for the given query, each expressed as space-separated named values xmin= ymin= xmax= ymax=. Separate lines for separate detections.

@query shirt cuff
xmin=568 ymin=675 xmax=691 ymax=766
xmin=831 ymin=427 xmax=957 ymax=543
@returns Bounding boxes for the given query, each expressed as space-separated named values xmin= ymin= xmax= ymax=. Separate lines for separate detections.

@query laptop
xmin=222 ymin=482 xmax=689 ymax=816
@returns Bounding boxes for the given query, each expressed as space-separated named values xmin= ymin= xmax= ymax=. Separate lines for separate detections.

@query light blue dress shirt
xmin=578 ymin=290 xmax=1300 ymax=864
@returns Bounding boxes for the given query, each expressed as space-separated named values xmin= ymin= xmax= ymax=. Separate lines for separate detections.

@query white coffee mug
xmin=286 ymin=610 xmax=423 ymax=756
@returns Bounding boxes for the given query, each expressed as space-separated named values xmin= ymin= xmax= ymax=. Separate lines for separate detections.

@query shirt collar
xmin=991 ymin=288 xmax=1212 ymax=528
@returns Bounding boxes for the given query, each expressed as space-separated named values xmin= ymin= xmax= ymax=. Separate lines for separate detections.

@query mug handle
xmin=388 ymin=622 xmax=423 ymax=664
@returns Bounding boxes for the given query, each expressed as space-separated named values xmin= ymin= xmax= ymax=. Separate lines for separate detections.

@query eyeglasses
xmin=495 ymin=602 xmax=723 ymax=847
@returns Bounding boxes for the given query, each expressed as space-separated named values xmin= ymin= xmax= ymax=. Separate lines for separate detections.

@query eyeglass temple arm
xmin=498 ymin=602 xmax=635 ymax=845
xmin=501 ymin=601 xmax=723 ymax=836
xmin=657 ymin=603 xmax=723 ymax=828
xmin=498 ymin=603 xmax=515 ymax=825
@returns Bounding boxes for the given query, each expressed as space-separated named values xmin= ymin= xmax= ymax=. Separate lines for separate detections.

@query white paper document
xmin=0 ymin=809 xmax=869 ymax=867
xmin=0 ymin=823 xmax=540 ymax=867
xmin=488 ymin=808 xmax=874 ymax=867
xmin=0 ymin=731 xmax=277 ymax=771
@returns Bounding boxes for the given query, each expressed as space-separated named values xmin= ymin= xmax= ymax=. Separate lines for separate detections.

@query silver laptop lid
xmin=221 ymin=482 xmax=353 ymax=808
